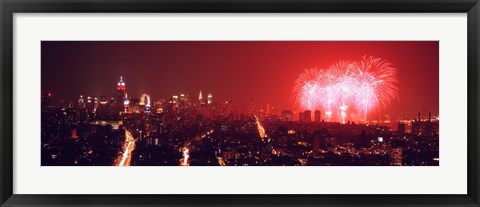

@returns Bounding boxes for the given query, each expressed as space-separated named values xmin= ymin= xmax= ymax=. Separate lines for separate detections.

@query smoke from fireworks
xmin=292 ymin=56 xmax=399 ymax=123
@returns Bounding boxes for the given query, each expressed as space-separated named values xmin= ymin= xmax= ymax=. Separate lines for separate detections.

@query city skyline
xmin=41 ymin=41 xmax=439 ymax=115
xmin=53 ymin=73 xmax=438 ymax=123
xmin=41 ymin=41 xmax=439 ymax=166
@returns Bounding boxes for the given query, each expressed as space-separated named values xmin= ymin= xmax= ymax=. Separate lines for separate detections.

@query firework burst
xmin=292 ymin=68 xmax=323 ymax=111
xmin=292 ymin=56 xmax=399 ymax=123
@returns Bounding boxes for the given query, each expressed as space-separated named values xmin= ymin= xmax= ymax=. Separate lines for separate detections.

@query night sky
xmin=41 ymin=41 xmax=439 ymax=114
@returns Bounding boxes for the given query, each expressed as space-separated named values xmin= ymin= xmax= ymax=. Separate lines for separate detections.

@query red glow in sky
xmin=293 ymin=56 xmax=400 ymax=122
xmin=42 ymin=41 xmax=439 ymax=114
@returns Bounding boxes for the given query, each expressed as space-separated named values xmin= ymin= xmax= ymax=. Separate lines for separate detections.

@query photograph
xmin=41 ymin=41 xmax=439 ymax=166
xmin=3 ymin=1 xmax=477 ymax=206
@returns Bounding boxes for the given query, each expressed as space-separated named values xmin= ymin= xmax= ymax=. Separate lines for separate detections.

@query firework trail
xmin=292 ymin=68 xmax=323 ymax=111
xmin=292 ymin=56 xmax=399 ymax=123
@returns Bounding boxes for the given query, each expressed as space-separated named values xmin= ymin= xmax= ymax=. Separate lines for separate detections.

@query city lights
xmin=41 ymin=41 xmax=439 ymax=167
xmin=41 ymin=73 xmax=439 ymax=167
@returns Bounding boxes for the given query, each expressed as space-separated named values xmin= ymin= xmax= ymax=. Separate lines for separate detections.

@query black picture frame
xmin=1 ymin=0 xmax=479 ymax=206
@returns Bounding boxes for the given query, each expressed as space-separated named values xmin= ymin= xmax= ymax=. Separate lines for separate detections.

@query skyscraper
xmin=99 ymin=95 xmax=108 ymax=105
xmin=86 ymin=96 xmax=94 ymax=113
xmin=207 ymin=93 xmax=213 ymax=104
xmin=199 ymin=90 xmax=203 ymax=104
xmin=172 ymin=95 xmax=179 ymax=110
xmin=179 ymin=94 xmax=189 ymax=107
xmin=116 ymin=76 xmax=127 ymax=114
xmin=314 ymin=110 xmax=321 ymax=123
xmin=123 ymin=93 xmax=130 ymax=113
xmin=78 ymin=95 xmax=85 ymax=109
xmin=93 ymin=97 xmax=99 ymax=113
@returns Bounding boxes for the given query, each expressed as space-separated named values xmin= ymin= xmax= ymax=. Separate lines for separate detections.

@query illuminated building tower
xmin=304 ymin=110 xmax=311 ymax=123
xmin=298 ymin=111 xmax=304 ymax=122
xmin=154 ymin=99 xmax=165 ymax=114
xmin=172 ymin=95 xmax=179 ymax=110
xmin=86 ymin=96 xmax=94 ymax=113
xmin=116 ymin=76 xmax=127 ymax=114
xmin=140 ymin=94 xmax=151 ymax=113
xmin=129 ymin=98 xmax=140 ymax=113
xmin=123 ymin=93 xmax=130 ymax=113
xmin=314 ymin=110 xmax=321 ymax=123
xmin=100 ymin=95 xmax=108 ymax=105
xmin=266 ymin=104 xmax=270 ymax=115
xmin=93 ymin=97 xmax=99 ymax=113
xmin=145 ymin=96 xmax=151 ymax=113
xmin=179 ymin=94 xmax=189 ymax=107
xmin=207 ymin=93 xmax=213 ymax=104
xmin=78 ymin=95 xmax=85 ymax=109
xmin=199 ymin=90 xmax=204 ymax=104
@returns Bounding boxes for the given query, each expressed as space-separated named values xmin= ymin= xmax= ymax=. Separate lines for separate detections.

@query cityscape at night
xmin=41 ymin=41 xmax=439 ymax=166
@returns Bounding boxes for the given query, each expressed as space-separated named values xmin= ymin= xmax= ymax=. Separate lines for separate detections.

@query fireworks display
xmin=293 ymin=56 xmax=399 ymax=123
